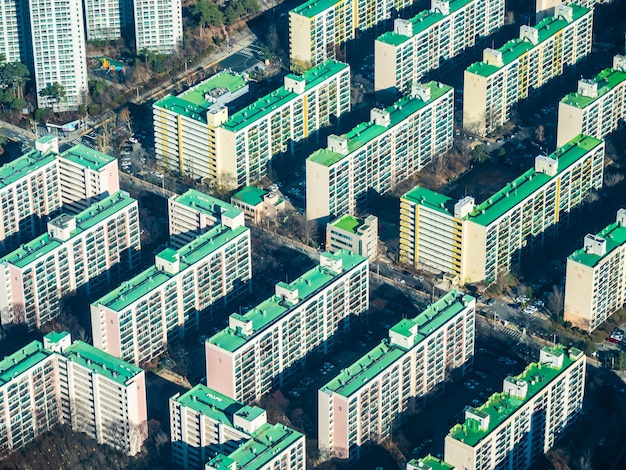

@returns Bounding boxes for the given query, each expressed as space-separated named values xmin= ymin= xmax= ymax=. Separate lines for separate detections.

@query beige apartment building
xmin=231 ymin=186 xmax=287 ymax=224
xmin=444 ymin=346 xmax=585 ymax=470
xmin=318 ymin=290 xmax=475 ymax=459
xmin=399 ymin=135 xmax=604 ymax=284
xmin=326 ymin=214 xmax=378 ymax=261
xmin=206 ymin=250 xmax=369 ymax=403
xmin=463 ymin=4 xmax=593 ymax=135
xmin=375 ymin=0 xmax=505 ymax=95
xmin=564 ymin=209 xmax=626 ymax=332
xmin=557 ymin=55 xmax=626 ymax=147
xmin=536 ymin=0 xmax=598 ymax=21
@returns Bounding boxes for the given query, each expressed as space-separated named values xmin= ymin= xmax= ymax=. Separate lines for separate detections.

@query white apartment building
xmin=133 ymin=0 xmax=183 ymax=54
xmin=400 ymin=135 xmax=605 ymax=284
xmin=375 ymin=0 xmax=505 ymax=95
xmin=84 ymin=0 xmax=123 ymax=40
xmin=169 ymin=189 xmax=245 ymax=249
xmin=0 ymin=331 xmax=147 ymax=458
xmin=206 ymin=250 xmax=369 ymax=403
xmin=564 ymin=209 xmax=626 ymax=332
xmin=231 ymin=186 xmax=287 ymax=224
xmin=318 ymin=290 xmax=475 ymax=460
xmin=155 ymin=61 xmax=351 ymax=186
xmin=536 ymin=0 xmax=597 ymax=21
xmin=445 ymin=345 xmax=586 ymax=470
xmin=464 ymin=4 xmax=593 ymax=135
xmin=557 ymin=55 xmax=626 ymax=147
xmin=326 ymin=214 xmax=378 ymax=261
xmin=0 ymin=191 xmax=140 ymax=330
xmin=29 ymin=0 xmax=88 ymax=112
xmin=0 ymin=0 xmax=28 ymax=63
xmin=91 ymin=224 xmax=251 ymax=366
xmin=306 ymin=81 xmax=453 ymax=221
xmin=170 ymin=385 xmax=269 ymax=469
xmin=407 ymin=455 xmax=455 ymax=470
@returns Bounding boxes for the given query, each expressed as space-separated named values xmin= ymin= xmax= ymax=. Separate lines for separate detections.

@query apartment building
xmin=0 ymin=191 xmax=140 ymax=330
xmin=564 ymin=209 xmax=626 ymax=332
xmin=84 ymin=0 xmax=124 ymax=40
xmin=463 ymin=4 xmax=593 ymax=135
xmin=0 ymin=331 xmax=147 ymax=458
xmin=536 ymin=0 xmax=597 ymax=21
xmin=91 ymin=224 xmax=251 ymax=366
xmin=0 ymin=0 xmax=29 ymax=63
xmin=169 ymin=189 xmax=245 ymax=249
xmin=306 ymin=81 xmax=453 ymax=221
xmin=399 ymin=135 xmax=604 ymax=284
xmin=133 ymin=0 xmax=182 ymax=54
xmin=557 ymin=55 xmax=626 ymax=147
xmin=29 ymin=0 xmax=88 ymax=111
xmin=318 ymin=290 xmax=475 ymax=459
xmin=156 ymin=61 xmax=350 ymax=186
xmin=231 ymin=186 xmax=287 ymax=224
xmin=444 ymin=345 xmax=586 ymax=470
xmin=206 ymin=250 xmax=369 ymax=403
xmin=375 ymin=0 xmax=505 ymax=95
xmin=407 ymin=455 xmax=455 ymax=470
xmin=326 ymin=214 xmax=378 ymax=261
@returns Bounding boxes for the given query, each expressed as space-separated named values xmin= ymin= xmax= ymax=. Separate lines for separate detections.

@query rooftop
xmin=232 ymin=185 xmax=267 ymax=207
xmin=448 ymin=345 xmax=583 ymax=447
xmin=94 ymin=224 xmax=249 ymax=312
xmin=329 ymin=214 xmax=361 ymax=233
xmin=322 ymin=291 xmax=474 ymax=397
xmin=64 ymin=341 xmax=143 ymax=386
xmin=308 ymin=82 xmax=452 ymax=167
xmin=403 ymin=134 xmax=603 ymax=226
xmin=222 ymin=60 xmax=349 ymax=133
xmin=208 ymin=423 xmax=303 ymax=470
xmin=209 ymin=250 xmax=367 ymax=352
xmin=466 ymin=4 xmax=591 ymax=78
xmin=0 ymin=341 xmax=52 ymax=386
xmin=291 ymin=0 xmax=344 ymax=19
xmin=1 ymin=191 xmax=136 ymax=269
xmin=569 ymin=221 xmax=626 ymax=267
xmin=561 ymin=67 xmax=626 ymax=109
xmin=173 ymin=189 xmax=242 ymax=220
xmin=59 ymin=144 xmax=116 ymax=171
xmin=408 ymin=455 xmax=455 ymax=470
xmin=0 ymin=147 xmax=57 ymax=190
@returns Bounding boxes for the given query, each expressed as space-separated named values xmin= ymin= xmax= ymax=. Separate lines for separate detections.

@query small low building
xmin=231 ymin=186 xmax=286 ymax=224
xmin=326 ymin=214 xmax=378 ymax=260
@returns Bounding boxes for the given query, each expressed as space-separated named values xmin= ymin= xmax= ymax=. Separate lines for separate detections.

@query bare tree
xmin=605 ymin=171 xmax=624 ymax=188
xmin=298 ymin=215 xmax=318 ymax=246
xmin=547 ymin=285 xmax=565 ymax=322
xmin=118 ymin=107 xmax=132 ymax=132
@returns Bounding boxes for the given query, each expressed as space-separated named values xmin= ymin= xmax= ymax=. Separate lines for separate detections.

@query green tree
xmin=190 ymin=0 xmax=224 ymax=28
xmin=0 ymin=62 xmax=30 ymax=98
xmin=39 ymin=82 xmax=66 ymax=107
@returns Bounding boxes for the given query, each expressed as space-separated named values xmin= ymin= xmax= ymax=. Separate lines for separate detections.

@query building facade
xmin=444 ymin=346 xmax=586 ymax=470
xmin=564 ymin=209 xmax=626 ymax=332
xmin=306 ymin=81 xmax=453 ymax=222
xmin=557 ymin=55 xmax=626 ymax=147
xmin=463 ymin=4 xmax=593 ymax=135
xmin=326 ymin=214 xmax=378 ymax=261
xmin=536 ymin=0 xmax=597 ymax=22
xmin=133 ymin=0 xmax=182 ymax=54
xmin=156 ymin=61 xmax=351 ymax=186
xmin=0 ymin=191 xmax=139 ymax=330
xmin=231 ymin=186 xmax=286 ymax=225
xmin=84 ymin=0 xmax=124 ymax=40
xmin=206 ymin=250 xmax=369 ymax=403
xmin=169 ymin=189 xmax=245 ymax=249
xmin=399 ymin=135 xmax=605 ymax=283
xmin=318 ymin=290 xmax=475 ymax=459
xmin=0 ymin=0 xmax=29 ymax=63
xmin=375 ymin=0 xmax=505 ymax=96
xmin=91 ymin=224 xmax=251 ymax=366
xmin=0 ymin=331 xmax=147 ymax=458
xmin=29 ymin=0 xmax=88 ymax=112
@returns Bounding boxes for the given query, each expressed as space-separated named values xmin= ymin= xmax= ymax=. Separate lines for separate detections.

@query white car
xmin=154 ymin=172 xmax=164 ymax=179
xmin=128 ymin=137 xmax=138 ymax=144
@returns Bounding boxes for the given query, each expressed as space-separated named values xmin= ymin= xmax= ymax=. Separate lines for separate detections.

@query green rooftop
xmin=64 ymin=341 xmax=143 ymax=386
xmin=561 ymin=67 xmax=626 ymax=109
xmin=569 ymin=220 xmax=626 ymax=268
xmin=173 ymin=189 xmax=242 ymax=220
xmin=154 ymin=71 xmax=247 ymax=122
xmin=408 ymin=455 xmax=455 ymax=470
xmin=448 ymin=345 xmax=583 ymax=447
xmin=208 ymin=423 xmax=303 ymax=470
xmin=94 ymin=224 xmax=249 ymax=312
xmin=222 ymin=60 xmax=349 ymax=133
xmin=232 ymin=185 xmax=267 ymax=207
xmin=291 ymin=0 xmax=343 ymax=19
xmin=308 ymin=82 xmax=452 ymax=167
xmin=44 ymin=331 xmax=70 ymax=343
xmin=209 ymin=250 xmax=367 ymax=353
xmin=322 ymin=290 xmax=474 ymax=397
xmin=0 ymin=147 xmax=56 ymax=190
xmin=59 ymin=144 xmax=116 ymax=171
xmin=0 ymin=341 xmax=52 ymax=385
xmin=330 ymin=214 xmax=361 ymax=233
xmin=403 ymin=135 xmax=603 ymax=226
xmin=1 ymin=191 xmax=136 ymax=269
xmin=466 ymin=4 xmax=591 ymax=77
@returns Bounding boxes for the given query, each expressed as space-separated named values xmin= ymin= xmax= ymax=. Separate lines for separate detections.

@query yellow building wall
xmin=557 ymin=101 xmax=585 ymax=148
xmin=374 ymin=40 xmax=400 ymax=93
xmin=289 ymin=13 xmax=314 ymax=67
xmin=463 ymin=70 xmax=488 ymax=136
xmin=564 ymin=259 xmax=595 ymax=331
xmin=460 ymin=221 xmax=487 ymax=284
